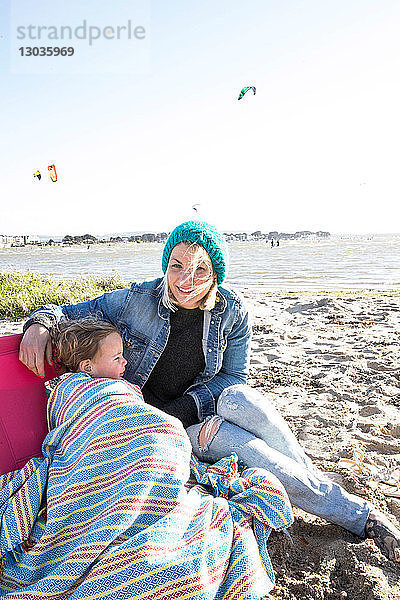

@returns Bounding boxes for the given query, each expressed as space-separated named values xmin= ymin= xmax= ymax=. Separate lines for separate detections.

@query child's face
xmin=89 ymin=332 xmax=127 ymax=379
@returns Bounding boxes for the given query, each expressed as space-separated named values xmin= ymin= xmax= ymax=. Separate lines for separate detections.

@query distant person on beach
xmin=20 ymin=219 xmax=400 ymax=563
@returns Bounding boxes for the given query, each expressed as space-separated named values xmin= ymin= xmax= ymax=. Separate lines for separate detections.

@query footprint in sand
xmin=354 ymin=433 xmax=400 ymax=452
xmin=285 ymin=299 xmax=331 ymax=314
xmin=264 ymin=353 xmax=281 ymax=362
xmin=320 ymin=353 xmax=351 ymax=362
xmin=387 ymin=499 xmax=400 ymax=522
xmin=250 ymin=358 xmax=265 ymax=366
xmin=359 ymin=405 xmax=383 ymax=417
xmin=381 ymin=423 xmax=400 ymax=438
xmin=367 ymin=361 xmax=400 ymax=373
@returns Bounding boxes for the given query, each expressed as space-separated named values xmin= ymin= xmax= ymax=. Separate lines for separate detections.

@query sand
xmin=1 ymin=291 xmax=399 ymax=599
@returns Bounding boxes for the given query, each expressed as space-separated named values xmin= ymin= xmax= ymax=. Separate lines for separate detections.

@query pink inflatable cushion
xmin=0 ymin=333 xmax=57 ymax=476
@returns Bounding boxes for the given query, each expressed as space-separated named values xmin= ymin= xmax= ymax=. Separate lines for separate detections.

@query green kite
xmin=238 ymin=86 xmax=256 ymax=101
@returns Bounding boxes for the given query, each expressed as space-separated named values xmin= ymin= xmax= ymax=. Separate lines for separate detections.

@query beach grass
xmin=1 ymin=270 xmax=398 ymax=320
xmin=0 ymin=271 xmax=128 ymax=318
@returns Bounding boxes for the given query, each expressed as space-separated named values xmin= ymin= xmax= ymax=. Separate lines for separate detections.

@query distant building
xmin=0 ymin=234 xmax=13 ymax=248
xmin=223 ymin=232 xmax=248 ymax=241
xmin=0 ymin=234 xmax=30 ymax=247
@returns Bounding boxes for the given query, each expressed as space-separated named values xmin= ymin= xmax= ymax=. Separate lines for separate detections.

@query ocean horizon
xmin=1 ymin=234 xmax=399 ymax=292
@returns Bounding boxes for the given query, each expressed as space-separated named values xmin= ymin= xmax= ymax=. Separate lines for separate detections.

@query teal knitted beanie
xmin=162 ymin=221 xmax=228 ymax=284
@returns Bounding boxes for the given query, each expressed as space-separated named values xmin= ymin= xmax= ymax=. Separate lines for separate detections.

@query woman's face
xmin=167 ymin=242 xmax=214 ymax=309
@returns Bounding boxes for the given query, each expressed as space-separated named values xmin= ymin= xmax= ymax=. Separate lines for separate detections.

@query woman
xmin=20 ymin=220 xmax=400 ymax=562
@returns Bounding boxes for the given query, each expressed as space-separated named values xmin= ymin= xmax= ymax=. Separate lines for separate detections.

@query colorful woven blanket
xmin=0 ymin=373 xmax=293 ymax=599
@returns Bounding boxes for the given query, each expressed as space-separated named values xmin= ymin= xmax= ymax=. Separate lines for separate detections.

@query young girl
xmin=52 ymin=318 xmax=127 ymax=380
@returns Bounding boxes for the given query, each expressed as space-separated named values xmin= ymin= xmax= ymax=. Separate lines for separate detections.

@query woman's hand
xmin=19 ymin=324 xmax=53 ymax=378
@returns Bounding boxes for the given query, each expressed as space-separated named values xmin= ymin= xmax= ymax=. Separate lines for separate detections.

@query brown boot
xmin=365 ymin=509 xmax=400 ymax=562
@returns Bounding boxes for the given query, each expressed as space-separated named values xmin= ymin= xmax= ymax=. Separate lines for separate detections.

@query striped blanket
xmin=0 ymin=373 xmax=293 ymax=599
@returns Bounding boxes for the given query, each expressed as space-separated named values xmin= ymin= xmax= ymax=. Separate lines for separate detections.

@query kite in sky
xmin=48 ymin=164 xmax=57 ymax=182
xmin=238 ymin=86 xmax=256 ymax=101
xmin=33 ymin=170 xmax=41 ymax=181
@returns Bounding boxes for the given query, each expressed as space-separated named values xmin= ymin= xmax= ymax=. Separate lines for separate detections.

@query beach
xmin=1 ymin=290 xmax=399 ymax=599
xmin=243 ymin=290 xmax=400 ymax=599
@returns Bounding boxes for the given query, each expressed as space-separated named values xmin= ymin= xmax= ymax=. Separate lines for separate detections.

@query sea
xmin=1 ymin=234 xmax=399 ymax=292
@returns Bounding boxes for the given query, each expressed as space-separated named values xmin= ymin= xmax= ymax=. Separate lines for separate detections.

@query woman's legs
xmin=187 ymin=416 xmax=370 ymax=536
xmin=217 ymin=385 xmax=318 ymax=471
xmin=187 ymin=384 xmax=400 ymax=559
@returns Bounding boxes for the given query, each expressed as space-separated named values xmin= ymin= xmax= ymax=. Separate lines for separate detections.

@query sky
xmin=1 ymin=0 xmax=399 ymax=236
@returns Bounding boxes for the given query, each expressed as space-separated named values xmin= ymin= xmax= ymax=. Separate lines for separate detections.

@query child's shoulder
xmin=44 ymin=372 xmax=84 ymax=398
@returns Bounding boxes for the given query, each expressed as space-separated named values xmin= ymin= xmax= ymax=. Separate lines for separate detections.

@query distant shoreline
xmin=3 ymin=231 xmax=400 ymax=250
xmin=1 ymin=237 xmax=399 ymax=294
xmin=0 ymin=230 xmax=330 ymax=248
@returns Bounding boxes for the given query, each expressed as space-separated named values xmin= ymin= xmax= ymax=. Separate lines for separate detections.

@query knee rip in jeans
xmin=198 ymin=415 xmax=224 ymax=451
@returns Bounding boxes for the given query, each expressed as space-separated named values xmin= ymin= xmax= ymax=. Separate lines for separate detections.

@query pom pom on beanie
xmin=162 ymin=221 xmax=228 ymax=284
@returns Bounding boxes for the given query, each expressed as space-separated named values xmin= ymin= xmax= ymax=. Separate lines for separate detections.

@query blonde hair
xmin=52 ymin=318 xmax=121 ymax=372
xmin=161 ymin=242 xmax=218 ymax=312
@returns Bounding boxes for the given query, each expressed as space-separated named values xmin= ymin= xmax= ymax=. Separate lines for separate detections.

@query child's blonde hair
xmin=52 ymin=318 xmax=121 ymax=372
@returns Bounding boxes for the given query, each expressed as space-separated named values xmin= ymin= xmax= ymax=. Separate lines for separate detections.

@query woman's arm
xmin=19 ymin=324 xmax=54 ymax=377
xmin=19 ymin=287 xmax=131 ymax=376
xmin=186 ymin=302 xmax=252 ymax=420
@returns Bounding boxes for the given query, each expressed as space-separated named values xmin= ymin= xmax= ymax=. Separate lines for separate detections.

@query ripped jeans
xmin=186 ymin=384 xmax=371 ymax=537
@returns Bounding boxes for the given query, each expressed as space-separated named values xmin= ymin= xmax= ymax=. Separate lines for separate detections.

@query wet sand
xmin=1 ymin=291 xmax=399 ymax=599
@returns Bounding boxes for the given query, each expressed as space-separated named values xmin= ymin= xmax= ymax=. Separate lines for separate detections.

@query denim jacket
xmin=30 ymin=278 xmax=252 ymax=420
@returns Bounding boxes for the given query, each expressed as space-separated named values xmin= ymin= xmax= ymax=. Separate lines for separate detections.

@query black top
xmin=142 ymin=307 xmax=205 ymax=428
